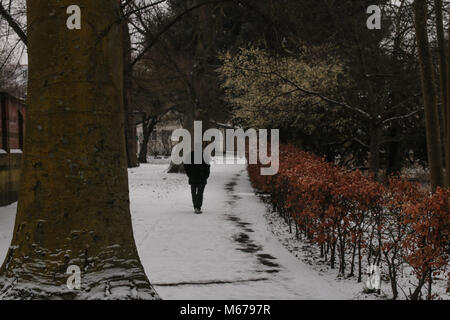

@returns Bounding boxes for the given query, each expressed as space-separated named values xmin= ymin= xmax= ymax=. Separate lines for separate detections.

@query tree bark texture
xmin=0 ymin=0 xmax=158 ymax=299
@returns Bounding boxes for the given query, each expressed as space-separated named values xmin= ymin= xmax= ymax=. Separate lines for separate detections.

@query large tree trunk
xmin=413 ymin=0 xmax=444 ymax=191
xmin=0 ymin=0 xmax=158 ymax=299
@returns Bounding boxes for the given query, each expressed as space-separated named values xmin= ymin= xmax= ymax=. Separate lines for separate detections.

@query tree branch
xmin=381 ymin=109 xmax=422 ymax=125
xmin=130 ymin=0 xmax=233 ymax=67
xmin=0 ymin=3 xmax=27 ymax=46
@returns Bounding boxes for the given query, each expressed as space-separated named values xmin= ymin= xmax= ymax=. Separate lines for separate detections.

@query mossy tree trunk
xmin=0 ymin=0 xmax=158 ymax=299
xmin=413 ymin=0 xmax=444 ymax=191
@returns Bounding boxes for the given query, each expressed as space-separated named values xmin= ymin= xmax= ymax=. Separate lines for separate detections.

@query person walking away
xmin=183 ymin=151 xmax=210 ymax=214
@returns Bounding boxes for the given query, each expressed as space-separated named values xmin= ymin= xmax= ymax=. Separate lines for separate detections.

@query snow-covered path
xmin=129 ymin=160 xmax=355 ymax=300
xmin=0 ymin=160 xmax=357 ymax=299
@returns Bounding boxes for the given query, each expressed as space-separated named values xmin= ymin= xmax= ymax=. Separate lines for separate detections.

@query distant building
xmin=0 ymin=92 xmax=26 ymax=206
xmin=137 ymin=120 xmax=180 ymax=157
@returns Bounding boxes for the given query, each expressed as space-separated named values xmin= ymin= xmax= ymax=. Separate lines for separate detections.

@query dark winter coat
xmin=184 ymin=152 xmax=211 ymax=185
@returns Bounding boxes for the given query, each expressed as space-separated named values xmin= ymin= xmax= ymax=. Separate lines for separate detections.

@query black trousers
xmin=190 ymin=184 xmax=206 ymax=209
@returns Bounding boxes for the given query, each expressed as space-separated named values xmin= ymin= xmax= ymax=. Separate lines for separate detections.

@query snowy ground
xmin=0 ymin=158 xmax=365 ymax=299
xmin=0 ymin=203 xmax=15 ymax=266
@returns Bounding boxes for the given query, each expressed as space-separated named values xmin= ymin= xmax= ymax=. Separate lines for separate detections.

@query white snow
xmin=0 ymin=203 xmax=16 ymax=265
xmin=0 ymin=159 xmax=362 ymax=299
xmin=129 ymin=158 xmax=358 ymax=299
